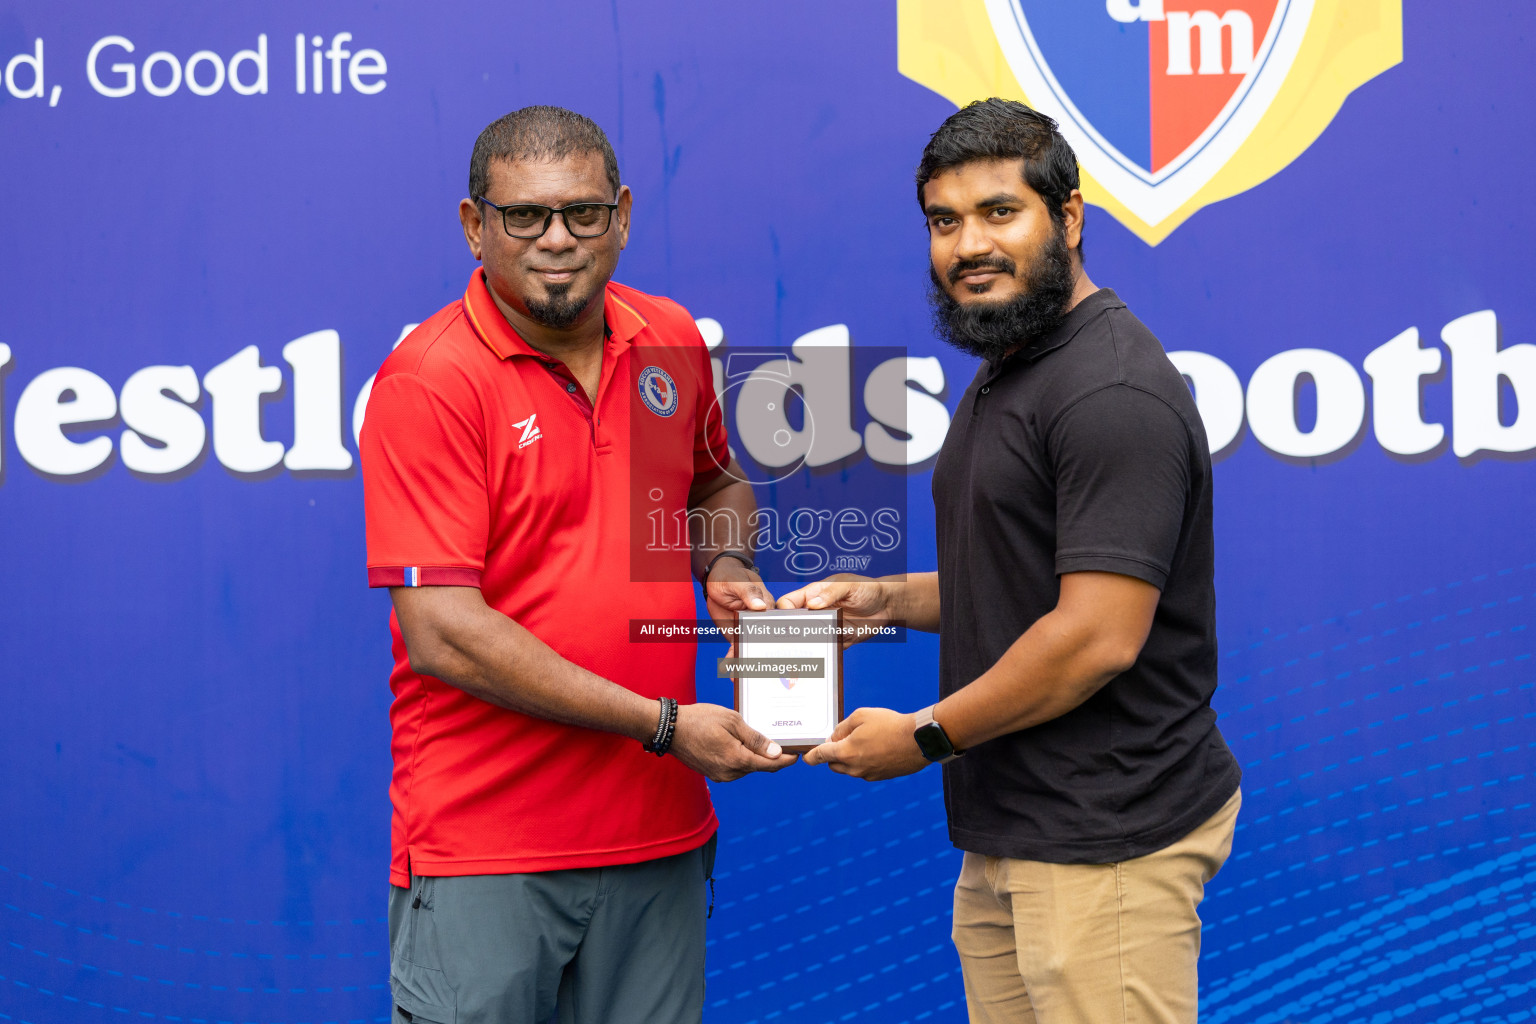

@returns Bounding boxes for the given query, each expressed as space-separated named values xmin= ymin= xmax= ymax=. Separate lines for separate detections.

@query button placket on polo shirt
xmin=972 ymin=360 xmax=1011 ymax=420
xmin=546 ymin=366 xmax=586 ymax=409
xmin=535 ymin=358 xmax=601 ymax=450
xmin=972 ymin=383 xmax=990 ymax=424
xmin=589 ymin=332 xmax=632 ymax=455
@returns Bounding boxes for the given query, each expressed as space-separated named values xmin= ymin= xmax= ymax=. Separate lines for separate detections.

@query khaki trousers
xmin=951 ymin=789 xmax=1240 ymax=1024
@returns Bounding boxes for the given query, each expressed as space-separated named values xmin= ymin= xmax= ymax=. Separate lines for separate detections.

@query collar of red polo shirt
xmin=461 ymin=268 xmax=650 ymax=361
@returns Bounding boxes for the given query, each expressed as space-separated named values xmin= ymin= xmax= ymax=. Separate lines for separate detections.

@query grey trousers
xmin=389 ymin=836 xmax=716 ymax=1024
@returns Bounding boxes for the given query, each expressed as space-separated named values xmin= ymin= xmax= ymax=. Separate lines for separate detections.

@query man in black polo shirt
xmin=783 ymin=99 xmax=1241 ymax=1024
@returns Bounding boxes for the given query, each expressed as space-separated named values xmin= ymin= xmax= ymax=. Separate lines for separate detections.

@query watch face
xmin=914 ymin=722 xmax=953 ymax=762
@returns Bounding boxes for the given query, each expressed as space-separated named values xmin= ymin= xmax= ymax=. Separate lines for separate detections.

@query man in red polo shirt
xmin=361 ymin=106 xmax=794 ymax=1024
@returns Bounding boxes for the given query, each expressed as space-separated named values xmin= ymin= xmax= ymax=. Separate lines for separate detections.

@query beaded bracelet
xmin=644 ymin=697 xmax=679 ymax=756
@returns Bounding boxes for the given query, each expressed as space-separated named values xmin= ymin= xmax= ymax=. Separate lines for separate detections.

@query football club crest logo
xmin=637 ymin=365 xmax=679 ymax=417
xmin=899 ymin=0 xmax=1401 ymax=243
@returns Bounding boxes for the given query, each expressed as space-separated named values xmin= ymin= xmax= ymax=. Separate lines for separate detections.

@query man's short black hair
xmin=915 ymin=98 xmax=1083 ymax=253
xmin=469 ymin=105 xmax=621 ymax=200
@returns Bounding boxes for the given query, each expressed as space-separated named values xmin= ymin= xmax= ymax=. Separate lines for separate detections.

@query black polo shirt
xmin=932 ymin=288 xmax=1240 ymax=864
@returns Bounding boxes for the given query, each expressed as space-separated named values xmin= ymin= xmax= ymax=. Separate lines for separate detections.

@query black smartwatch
xmin=914 ymin=705 xmax=963 ymax=763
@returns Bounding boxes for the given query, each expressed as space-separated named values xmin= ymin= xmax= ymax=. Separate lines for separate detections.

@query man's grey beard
xmin=928 ymin=224 xmax=1076 ymax=363
xmin=526 ymin=284 xmax=597 ymax=330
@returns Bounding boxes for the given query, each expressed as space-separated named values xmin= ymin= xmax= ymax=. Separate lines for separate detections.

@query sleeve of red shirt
xmin=362 ymin=372 xmax=489 ymax=588
xmin=691 ymin=332 xmax=729 ymax=484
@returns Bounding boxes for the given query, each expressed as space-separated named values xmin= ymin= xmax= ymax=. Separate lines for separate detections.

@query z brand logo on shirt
xmin=512 ymin=413 xmax=543 ymax=449
xmin=898 ymin=0 xmax=1401 ymax=243
xmin=637 ymin=365 xmax=679 ymax=418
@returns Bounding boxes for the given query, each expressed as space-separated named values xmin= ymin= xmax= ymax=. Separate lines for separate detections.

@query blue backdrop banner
xmin=2 ymin=2 xmax=1533 ymax=1022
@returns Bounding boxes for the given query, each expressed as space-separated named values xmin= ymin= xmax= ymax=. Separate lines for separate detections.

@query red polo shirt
xmin=362 ymin=269 xmax=725 ymax=885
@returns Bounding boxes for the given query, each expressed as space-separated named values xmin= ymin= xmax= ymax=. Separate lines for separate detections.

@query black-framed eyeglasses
xmin=474 ymin=195 xmax=620 ymax=239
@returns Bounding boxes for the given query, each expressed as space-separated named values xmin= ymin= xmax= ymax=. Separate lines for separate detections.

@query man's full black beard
xmin=525 ymin=283 xmax=596 ymax=330
xmin=928 ymin=225 xmax=1076 ymax=363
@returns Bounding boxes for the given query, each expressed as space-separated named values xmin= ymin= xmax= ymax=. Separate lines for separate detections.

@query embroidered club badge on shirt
xmin=638 ymin=365 xmax=679 ymax=417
